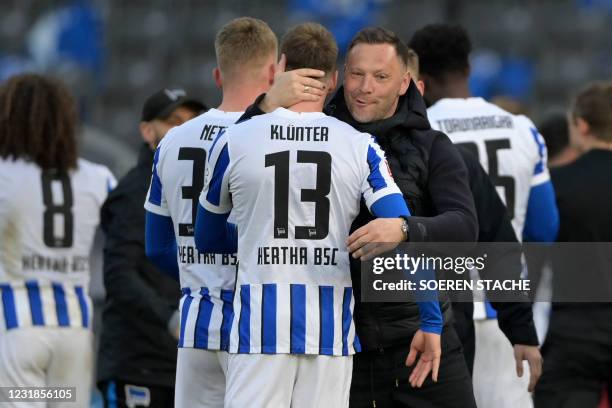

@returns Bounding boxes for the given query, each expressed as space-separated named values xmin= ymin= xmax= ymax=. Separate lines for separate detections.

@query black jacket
xmin=326 ymin=82 xmax=478 ymax=351
xmin=97 ymin=144 xmax=180 ymax=387
xmin=455 ymin=146 xmax=538 ymax=355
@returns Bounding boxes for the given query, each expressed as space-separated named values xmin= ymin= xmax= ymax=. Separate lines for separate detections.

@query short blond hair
xmin=215 ymin=17 xmax=277 ymax=76
xmin=280 ymin=23 xmax=338 ymax=75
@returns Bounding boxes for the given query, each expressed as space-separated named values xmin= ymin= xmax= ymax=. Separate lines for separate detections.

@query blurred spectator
xmin=538 ymin=112 xmax=580 ymax=167
xmin=534 ymin=81 xmax=612 ymax=407
xmin=97 ymin=89 xmax=205 ymax=408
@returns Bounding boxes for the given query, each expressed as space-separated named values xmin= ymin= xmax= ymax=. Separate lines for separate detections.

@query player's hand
xmin=346 ymin=218 xmax=404 ymax=260
xmin=513 ymin=344 xmax=542 ymax=392
xmin=259 ymin=54 xmax=327 ymax=112
xmin=406 ymin=329 xmax=442 ymax=388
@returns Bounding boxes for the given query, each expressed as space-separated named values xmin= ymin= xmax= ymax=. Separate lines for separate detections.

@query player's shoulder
xmin=76 ymin=158 xmax=115 ymax=187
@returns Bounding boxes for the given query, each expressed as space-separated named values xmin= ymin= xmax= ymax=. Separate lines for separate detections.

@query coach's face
xmin=344 ymin=43 xmax=410 ymax=123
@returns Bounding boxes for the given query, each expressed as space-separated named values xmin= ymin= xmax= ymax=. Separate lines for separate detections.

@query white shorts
xmin=473 ymin=319 xmax=532 ymax=408
xmin=225 ymin=353 xmax=352 ymax=408
xmin=175 ymin=348 xmax=227 ymax=408
xmin=0 ymin=327 xmax=93 ymax=408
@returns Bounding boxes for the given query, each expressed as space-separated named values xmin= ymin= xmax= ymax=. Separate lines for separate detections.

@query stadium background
xmin=1 ymin=0 xmax=611 ymax=406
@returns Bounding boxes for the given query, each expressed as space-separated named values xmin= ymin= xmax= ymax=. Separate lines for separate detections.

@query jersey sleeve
xmin=521 ymin=117 xmax=551 ymax=187
xmin=144 ymin=143 xmax=171 ymax=217
xmin=199 ymin=129 xmax=233 ymax=215
xmin=359 ymin=135 xmax=405 ymax=214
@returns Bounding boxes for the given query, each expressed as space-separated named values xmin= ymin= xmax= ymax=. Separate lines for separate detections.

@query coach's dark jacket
xmin=97 ymin=144 xmax=180 ymax=387
xmin=326 ymin=81 xmax=478 ymax=351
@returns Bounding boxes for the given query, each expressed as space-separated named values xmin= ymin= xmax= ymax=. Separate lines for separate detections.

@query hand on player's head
xmin=260 ymin=54 xmax=327 ymax=112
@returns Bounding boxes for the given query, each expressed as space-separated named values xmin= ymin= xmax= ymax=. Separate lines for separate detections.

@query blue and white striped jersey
xmin=199 ymin=107 xmax=406 ymax=356
xmin=145 ymin=108 xmax=242 ymax=350
xmin=0 ymin=157 xmax=115 ymax=332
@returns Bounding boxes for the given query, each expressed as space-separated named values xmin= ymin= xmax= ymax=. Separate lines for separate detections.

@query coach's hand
xmin=347 ymin=218 xmax=404 ymax=260
xmin=406 ymin=329 xmax=441 ymax=388
xmin=260 ymin=54 xmax=327 ymax=112
xmin=514 ymin=344 xmax=542 ymax=392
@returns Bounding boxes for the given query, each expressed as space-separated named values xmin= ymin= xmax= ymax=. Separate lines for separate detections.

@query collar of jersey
xmin=272 ymin=107 xmax=327 ymax=119
xmin=206 ymin=108 xmax=244 ymax=118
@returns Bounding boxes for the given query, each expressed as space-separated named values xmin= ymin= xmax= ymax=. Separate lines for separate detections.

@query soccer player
xmin=144 ymin=17 xmax=281 ymax=408
xmin=97 ymin=88 xmax=204 ymax=408
xmin=195 ymin=23 xmax=418 ymax=407
xmin=0 ymin=74 xmax=116 ymax=407
xmin=405 ymin=46 xmax=542 ymax=379
xmin=240 ymin=27 xmax=479 ymax=407
xmin=410 ymin=23 xmax=559 ymax=407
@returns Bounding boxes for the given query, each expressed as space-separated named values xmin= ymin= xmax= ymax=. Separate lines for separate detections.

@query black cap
xmin=141 ymin=88 xmax=207 ymax=122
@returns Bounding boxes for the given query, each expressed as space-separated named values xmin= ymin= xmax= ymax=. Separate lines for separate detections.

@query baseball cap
xmin=141 ymin=88 xmax=206 ymax=122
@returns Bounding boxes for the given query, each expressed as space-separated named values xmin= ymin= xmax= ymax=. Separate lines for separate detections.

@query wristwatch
xmin=400 ymin=215 xmax=410 ymax=242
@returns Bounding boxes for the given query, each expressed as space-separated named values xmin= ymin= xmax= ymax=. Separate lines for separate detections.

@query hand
xmin=406 ymin=329 xmax=442 ymax=387
xmin=346 ymin=218 xmax=405 ymax=260
xmin=260 ymin=54 xmax=327 ymax=112
xmin=513 ymin=344 xmax=542 ymax=392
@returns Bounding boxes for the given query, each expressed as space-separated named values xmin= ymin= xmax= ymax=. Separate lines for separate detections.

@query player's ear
xmin=416 ymin=80 xmax=425 ymax=97
xmin=213 ymin=67 xmax=222 ymax=89
xmin=399 ymin=69 xmax=410 ymax=96
xmin=139 ymin=122 xmax=155 ymax=148
xmin=328 ymin=70 xmax=339 ymax=94
xmin=267 ymin=61 xmax=276 ymax=86
xmin=576 ymin=117 xmax=591 ymax=139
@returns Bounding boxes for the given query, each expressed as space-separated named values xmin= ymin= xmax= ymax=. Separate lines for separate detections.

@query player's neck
xmin=439 ymin=81 xmax=471 ymax=101
xmin=287 ymin=99 xmax=326 ymax=113
xmin=218 ymin=84 xmax=270 ymax=112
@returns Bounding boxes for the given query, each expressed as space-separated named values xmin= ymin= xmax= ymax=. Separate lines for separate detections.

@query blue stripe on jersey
xmin=194 ymin=288 xmax=214 ymax=349
xmin=178 ymin=288 xmax=193 ymax=348
xmin=367 ymin=144 xmax=388 ymax=193
xmin=370 ymin=193 xmax=410 ymax=218
xmin=220 ymin=289 xmax=234 ymax=351
xmin=26 ymin=281 xmax=44 ymax=326
xmin=290 ymin=284 xmax=306 ymax=354
xmin=206 ymin=144 xmax=230 ymax=206
xmin=485 ymin=300 xmax=498 ymax=319
xmin=75 ymin=286 xmax=89 ymax=328
xmin=52 ymin=283 xmax=70 ymax=327
xmin=319 ymin=286 xmax=334 ymax=355
xmin=238 ymin=285 xmax=251 ymax=353
xmin=353 ymin=333 xmax=362 ymax=353
xmin=0 ymin=284 xmax=18 ymax=330
xmin=261 ymin=284 xmax=277 ymax=354
xmin=148 ymin=147 xmax=163 ymax=206
xmin=530 ymin=127 xmax=546 ymax=175
xmin=341 ymin=287 xmax=352 ymax=356
xmin=208 ymin=129 xmax=226 ymax=164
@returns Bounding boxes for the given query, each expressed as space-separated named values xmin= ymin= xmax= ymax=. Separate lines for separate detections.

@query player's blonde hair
xmin=280 ymin=22 xmax=338 ymax=76
xmin=215 ymin=17 xmax=277 ymax=78
xmin=571 ymin=81 xmax=612 ymax=142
